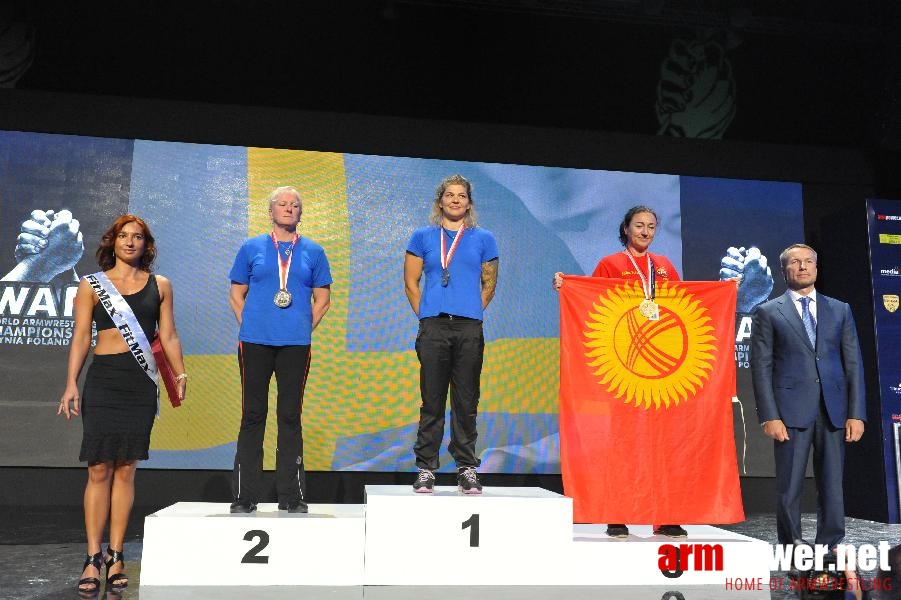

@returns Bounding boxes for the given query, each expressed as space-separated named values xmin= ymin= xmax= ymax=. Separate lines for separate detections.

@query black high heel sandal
xmin=104 ymin=547 xmax=128 ymax=589
xmin=77 ymin=551 xmax=103 ymax=595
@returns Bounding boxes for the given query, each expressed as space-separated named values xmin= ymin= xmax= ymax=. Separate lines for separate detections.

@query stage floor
xmin=2 ymin=507 xmax=899 ymax=600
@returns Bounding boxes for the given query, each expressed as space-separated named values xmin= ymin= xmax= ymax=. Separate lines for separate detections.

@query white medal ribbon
xmin=623 ymin=249 xmax=654 ymax=300
xmin=624 ymin=250 xmax=659 ymax=320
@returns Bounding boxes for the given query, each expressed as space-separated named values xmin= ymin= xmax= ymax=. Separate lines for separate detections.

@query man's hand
xmin=5 ymin=209 xmax=84 ymax=283
xmin=656 ymin=38 xmax=736 ymax=139
xmin=762 ymin=419 xmax=790 ymax=442
xmin=14 ymin=209 xmax=54 ymax=261
xmin=42 ymin=210 xmax=84 ymax=271
xmin=719 ymin=246 xmax=745 ymax=281
xmin=845 ymin=419 xmax=864 ymax=442
xmin=719 ymin=246 xmax=774 ymax=312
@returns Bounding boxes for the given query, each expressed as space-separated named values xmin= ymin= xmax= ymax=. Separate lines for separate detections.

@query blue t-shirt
xmin=229 ymin=234 xmax=332 ymax=346
xmin=406 ymin=225 xmax=499 ymax=320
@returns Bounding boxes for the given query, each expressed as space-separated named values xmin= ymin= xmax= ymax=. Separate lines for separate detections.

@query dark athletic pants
xmin=413 ymin=315 xmax=484 ymax=471
xmin=233 ymin=342 xmax=311 ymax=504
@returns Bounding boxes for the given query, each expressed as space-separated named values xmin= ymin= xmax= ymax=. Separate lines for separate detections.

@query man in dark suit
xmin=751 ymin=243 xmax=866 ymax=549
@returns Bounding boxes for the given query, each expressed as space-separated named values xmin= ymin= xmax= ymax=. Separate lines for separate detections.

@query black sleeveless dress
xmin=79 ymin=275 xmax=160 ymax=463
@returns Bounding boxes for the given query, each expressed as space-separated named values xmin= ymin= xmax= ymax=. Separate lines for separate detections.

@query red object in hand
xmin=151 ymin=335 xmax=181 ymax=408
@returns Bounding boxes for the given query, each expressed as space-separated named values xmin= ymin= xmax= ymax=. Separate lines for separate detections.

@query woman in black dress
xmin=58 ymin=215 xmax=187 ymax=594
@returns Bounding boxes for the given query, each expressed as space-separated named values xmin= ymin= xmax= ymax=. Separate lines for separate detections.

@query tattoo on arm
xmin=481 ymin=259 xmax=498 ymax=306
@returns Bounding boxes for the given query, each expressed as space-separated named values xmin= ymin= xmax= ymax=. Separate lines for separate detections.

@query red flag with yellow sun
xmin=559 ymin=276 xmax=744 ymax=524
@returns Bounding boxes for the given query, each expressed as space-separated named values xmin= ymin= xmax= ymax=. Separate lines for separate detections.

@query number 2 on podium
xmin=242 ymin=529 xmax=270 ymax=564
xmin=461 ymin=513 xmax=479 ymax=547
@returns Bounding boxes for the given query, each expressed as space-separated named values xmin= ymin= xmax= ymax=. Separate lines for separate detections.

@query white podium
xmin=364 ymin=485 xmax=573 ymax=585
xmin=562 ymin=524 xmax=772 ymax=586
xmin=139 ymin=487 xmax=771 ymax=598
xmin=140 ymin=502 xmax=365 ymax=588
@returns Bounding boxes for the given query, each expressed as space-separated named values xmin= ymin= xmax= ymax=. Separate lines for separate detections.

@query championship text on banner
xmin=559 ymin=276 xmax=744 ymax=524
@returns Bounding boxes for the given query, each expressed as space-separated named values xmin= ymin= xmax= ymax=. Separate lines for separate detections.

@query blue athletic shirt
xmin=229 ymin=234 xmax=332 ymax=346
xmin=407 ymin=226 xmax=499 ymax=321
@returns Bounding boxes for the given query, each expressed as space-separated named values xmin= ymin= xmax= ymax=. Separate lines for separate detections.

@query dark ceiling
xmin=3 ymin=0 xmax=901 ymax=151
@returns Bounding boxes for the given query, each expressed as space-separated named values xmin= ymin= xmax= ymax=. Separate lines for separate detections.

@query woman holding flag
xmin=58 ymin=214 xmax=187 ymax=594
xmin=553 ymin=205 xmax=686 ymax=539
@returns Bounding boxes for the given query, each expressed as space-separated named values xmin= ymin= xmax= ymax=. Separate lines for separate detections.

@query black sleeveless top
xmin=92 ymin=274 xmax=161 ymax=342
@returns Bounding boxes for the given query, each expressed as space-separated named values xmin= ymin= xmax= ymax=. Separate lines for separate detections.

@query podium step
xmin=363 ymin=485 xmax=573 ymax=585
xmin=140 ymin=502 xmax=365 ymax=587
xmin=560 ymin=524 xmax=772 ymax=586
xmin=139 ymin=488 xmax=771 ymax=596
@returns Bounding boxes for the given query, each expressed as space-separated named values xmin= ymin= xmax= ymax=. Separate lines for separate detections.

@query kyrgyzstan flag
xmin=559 ymin=276 xmax=744 ymax=524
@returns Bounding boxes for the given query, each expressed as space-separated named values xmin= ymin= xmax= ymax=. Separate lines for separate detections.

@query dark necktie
xmin=799 ymin=296 xmax=816 ymax=346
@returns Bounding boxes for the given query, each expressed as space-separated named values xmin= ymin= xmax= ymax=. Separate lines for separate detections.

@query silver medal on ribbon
xmin=274 ymin=288 xmax=293 ymax=308
xmin=271 ymin=231 xmax=299 ymax=309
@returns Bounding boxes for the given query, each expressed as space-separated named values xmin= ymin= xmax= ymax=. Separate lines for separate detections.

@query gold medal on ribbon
xmin=639 ymin=298 xmax=659 ymax=319
xmin=624 ymin=250 xmax=659 ymax=320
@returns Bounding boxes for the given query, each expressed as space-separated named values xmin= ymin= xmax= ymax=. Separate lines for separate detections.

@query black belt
xmin=430 ymin=313 xmax=479 ymax=321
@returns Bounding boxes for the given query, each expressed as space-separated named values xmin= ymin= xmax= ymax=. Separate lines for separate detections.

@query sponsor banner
xmin=867 ymin=198 xmax=901 ymax=522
